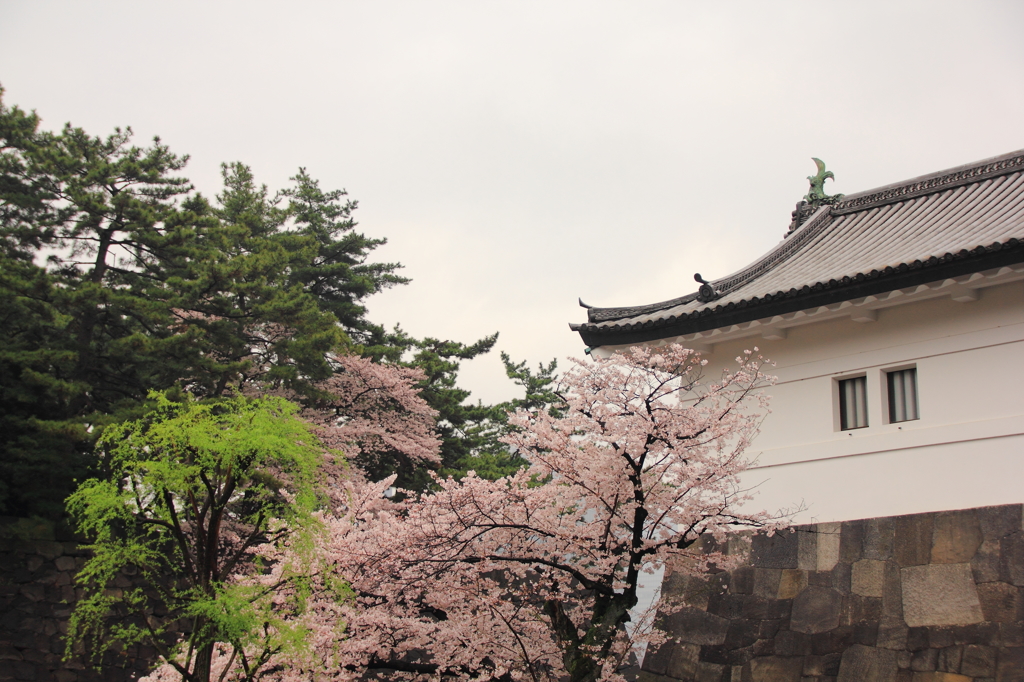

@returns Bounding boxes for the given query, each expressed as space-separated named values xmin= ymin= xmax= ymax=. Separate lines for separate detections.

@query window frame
xmin=883 ymin=364 xmax=920 ymax=425
xmin=833 ymin=373 xmax=869 ymax=432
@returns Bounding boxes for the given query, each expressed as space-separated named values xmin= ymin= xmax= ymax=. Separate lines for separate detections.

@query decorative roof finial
xmin=804 ymin=158 xmax=842 ymax=206
xmin=787 ymin=158 xmax=845 ymax=236
xmin=693 ymin=273 xmax=717 ymax=303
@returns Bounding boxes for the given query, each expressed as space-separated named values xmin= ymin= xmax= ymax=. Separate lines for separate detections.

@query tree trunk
xmin=193 ymin=640 xmax=214 ymax=682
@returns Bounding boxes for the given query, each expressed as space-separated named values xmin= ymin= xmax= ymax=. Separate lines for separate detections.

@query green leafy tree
xmin=365 ymin=326 xmax=563 ymax=488
xmin=65 ymin=393 xmax=329 ymax=682
xmin=0 ymin=90 xmax=408 ymax=517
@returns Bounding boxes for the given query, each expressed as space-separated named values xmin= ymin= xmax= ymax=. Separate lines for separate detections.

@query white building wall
xmin=615 ymin=280 xmax=1024 ymax=524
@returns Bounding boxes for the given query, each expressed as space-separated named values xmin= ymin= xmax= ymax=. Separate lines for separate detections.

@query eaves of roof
xmin=571 ymin=238 xmax=1024 ymax=347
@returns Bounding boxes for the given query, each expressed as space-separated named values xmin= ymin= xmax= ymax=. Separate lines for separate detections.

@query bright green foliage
xmin=65 ymin=393 xmax=330 ymax=682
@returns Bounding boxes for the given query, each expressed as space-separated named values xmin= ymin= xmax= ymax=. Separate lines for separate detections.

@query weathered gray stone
xmin=959 ymin=644 xmax=996 ymax=677
xmin=876 ymin=625 xmax=908 ymax=650
xmin=751 ymin=531 xmax=799 ymax=569
xmin=894 ymin=514 xmax=933 ymax=566
xmin=725 ymin=532 xmax=753 ymax=562
xmin=840 ymin=520 xmax=866 ymax=563
xmin=836 ymin=644 xmax=898 ymax=682
xmin=996 ymin=645 xmax=1024 ymax=682
xmin=972 ymin=539 xmax=1002 ymax=583
xmin=53 ymin=556 xmax=75 ymax=572
xmin=665 ymin=607 xmax=730 ymax=646
xmin=901 ymin=563 xmax=983 ymax=627
xmin=977 ymin=504 xmax=1022 ymax=540
xmin=911 ymin=648 xmax=938 ymax=671
xmin=1000 ymin=531 xmax=1024 ymax=586
xmin=790 ymin=586 xmax=842 ymax=634
xmin=852 ymin=559 xmax=885 ymax=598
xmin=665 ymin=642 xmax=701 ymax=680
xmin=831 ymin=561 xmax=852 ymax=594
xmin=881 ymin=560 xmax=905 ymax=629
xmin=816 ymin=522 xmax=841 ymax=571
xmin=931 ymin=511 xmax=983 ymax=564
xmin=730 ymin=566 xmax=755 ymax=595
xmin=754 ymin=569 xmax=782 ymax=599
xmin=841 ymin=593 xmax=883 ymax=625
xmin=797 ymin=527 xmax=817 ymax=570
xmin=777 ymin=569 xmax=807 ymax=599
xmin=976 ymin=582 xmax=1022 ymax=622
xmin=32 ymin=542 xmax=62 ymax=560
xmin=936 ymin=645 xmax=962 ymax=673
xmin=864 ymin=517 xmax=895 ymax=560
xmin=747 ymin=656 xmax=802 ymax=682
xmin=668 ymin=572 xmax=723 ymax=611
xmin=694 ymin=661 xmax=726 ymax=682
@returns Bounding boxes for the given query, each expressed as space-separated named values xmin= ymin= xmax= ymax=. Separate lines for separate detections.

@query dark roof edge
xmin=574 ymin=239 xmax=1024 ymax=348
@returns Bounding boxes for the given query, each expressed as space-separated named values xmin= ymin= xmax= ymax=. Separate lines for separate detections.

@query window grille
xmin=887 ymin=368 xmax=919 ymax=423
xmin=839 ymin=376 xmax=868 ymax=430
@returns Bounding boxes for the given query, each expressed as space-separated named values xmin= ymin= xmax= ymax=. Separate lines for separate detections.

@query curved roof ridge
xmin=834 ymin=149 xmax=1024 ymax=215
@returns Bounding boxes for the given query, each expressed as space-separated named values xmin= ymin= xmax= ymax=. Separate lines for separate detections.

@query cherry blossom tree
xmin=331 ymin=344 xmax=786 ymax=682
xmin=138 ymin=344 xmax=786 ymax=682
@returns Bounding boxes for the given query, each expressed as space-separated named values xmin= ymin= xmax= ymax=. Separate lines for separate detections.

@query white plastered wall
xmin=604 ymin=279 xmax=1024 ymax=523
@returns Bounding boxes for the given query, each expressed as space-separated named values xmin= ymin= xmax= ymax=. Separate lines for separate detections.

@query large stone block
xmin=977 ymin=582 xmax=1023 ymax=622
xmin=852 ymin=559 xmax=885 ymax=598
xmin=836 ymin=644 xmax=898 ymax=682
xmin=977 ymin=504 xmax=1022 ymax=541
xmin=797 ymin=528 xmax=817 ymax=570
xmin=936 ymin=645 xmax=962 ymax=673
xmin=664 ymin=642 xmax=701 ymax=680
xmin=881 ymin=560 xmax=905 ymax=629
xmin=959 ymin=644 xmax=996 ymax=677
xmin=753 ymin=569 xmax=782 ymax=599
xmin=790 ymin=586 xmax=842 ymax=634
xmin=777 ymin=570 xmax=806 ymax=599
xmin=1000 ymin=531 xmax=1024 ymax=586
xmin=895 ymin=514 xmax=933 ymax=566
xmin=996 ymin=645 xmax=1024 ymax=682
xmin=748 ymin=656 xmax=802 ymax=682
xmin=840 ymin=520 xmax=866 ymax=564
xmin=972 ymin=539 xmax=1002 ymax=583
xmin=901 ymin=563 xmax=983 ymax=627
xmin=816 ymin=522 xmax=841 ymax=571
xmin=664 ymin=607 xmax=730 ymax=646
xmin=864 ymin=517 xmax=895 ymax=560
xmin=931 ymin=511 xmax=983 ymax=564
xmin=911 ymin=648 xmax=938 ymax=671
xmin=751 ymin=531 xmax=799 ymax=569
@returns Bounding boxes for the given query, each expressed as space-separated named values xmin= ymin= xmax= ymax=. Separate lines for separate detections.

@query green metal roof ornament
xmin=803 ymin=157 xmax=843 ymax=206
xmin=787 ymin=157 xmax=844 ymax=236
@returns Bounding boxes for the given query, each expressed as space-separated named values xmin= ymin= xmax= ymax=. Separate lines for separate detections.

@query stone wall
xmin=0 ymin=517 xmax=154 ymax=682
xmin=641 ymin=504 xmax=1024 ymax=682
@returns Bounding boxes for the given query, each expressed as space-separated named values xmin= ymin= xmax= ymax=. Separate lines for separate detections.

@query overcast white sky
xmin=2 ymin=1 xmax=1023 ymax=404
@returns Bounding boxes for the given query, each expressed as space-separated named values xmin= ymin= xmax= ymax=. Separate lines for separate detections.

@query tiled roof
xmin=572 ymin=150 xmax=1024 ymax=347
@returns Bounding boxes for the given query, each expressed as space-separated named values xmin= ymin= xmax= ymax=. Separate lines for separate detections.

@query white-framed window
xmin=837 ymin=375 xmax=868 ymax=431
xmin=886 ymin=367 xmax=919 ymax=423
